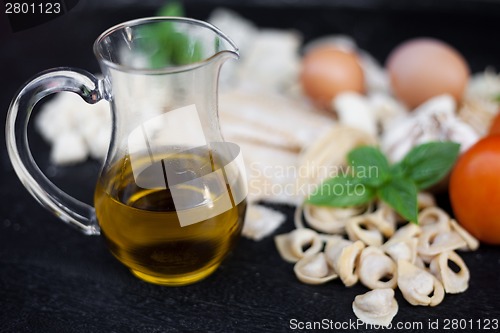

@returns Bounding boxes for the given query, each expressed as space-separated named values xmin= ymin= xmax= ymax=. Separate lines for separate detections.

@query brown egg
xmin=386 ymin=38 xmax=470 ymax=109
xmin=300 ymin=46 xmax=365 ymax=109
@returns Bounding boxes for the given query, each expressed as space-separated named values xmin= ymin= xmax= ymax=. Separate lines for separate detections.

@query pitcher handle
xmin=5 ymin=68 xmax=105 ymax=235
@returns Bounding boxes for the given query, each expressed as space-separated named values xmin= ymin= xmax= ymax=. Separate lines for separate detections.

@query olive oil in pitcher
xmin=94 ymin=150 xmax=246 ymax=286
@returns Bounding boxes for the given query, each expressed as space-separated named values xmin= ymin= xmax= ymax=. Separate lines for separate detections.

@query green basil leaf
xmin=307 ymin=175 xmax=376 ymax=207
xmin=390 ymin=162 xmax=405 ymax=178
xmin=141 ymin=1 xmax=190 ymax=68
xmin=158 ymin=1 xmax=184 ymax=16
xmin=378 ymin=176 xmax=418 ymax=223
xmin=347 ymin=146 xmax=391 ymax=187
xmin=400 ymin=141 xmax=460 ymax=190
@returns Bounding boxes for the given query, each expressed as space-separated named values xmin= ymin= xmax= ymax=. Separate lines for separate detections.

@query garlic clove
xmin=381 ymin=94 xmax=479 ymax=163
xmin=368 ymin=92 xmax=408 ymax=130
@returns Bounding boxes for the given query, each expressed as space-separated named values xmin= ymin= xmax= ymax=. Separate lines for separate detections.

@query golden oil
xmin=94 ymin=152 xmax=246 ymax=286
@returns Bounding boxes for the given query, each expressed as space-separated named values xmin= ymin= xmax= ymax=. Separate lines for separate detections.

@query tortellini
xmin=275 ymin=194 xmax=479 ymax=327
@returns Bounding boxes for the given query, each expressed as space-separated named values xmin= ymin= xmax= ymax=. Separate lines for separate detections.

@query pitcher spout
xmin=204 ymin=26 xmax=239 ymax=71
xmin=212 ymin=28 xmax=239 ymax=61
xmin=94 ymin=16 xmax=239 ymax=74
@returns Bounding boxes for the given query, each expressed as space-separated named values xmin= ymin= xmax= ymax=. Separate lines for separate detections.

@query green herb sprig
xmin=140 ymin=1 xmax=203 ymax=68
xmin=306 ymin=142 xmax=460 ymax=223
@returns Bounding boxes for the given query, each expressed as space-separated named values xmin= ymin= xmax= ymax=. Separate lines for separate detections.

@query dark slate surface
xmin=1 ymin=1 xmax=500 ymax=332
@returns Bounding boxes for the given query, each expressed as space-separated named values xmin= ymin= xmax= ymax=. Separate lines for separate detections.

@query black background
xmin=1 ymin=1 xmax=500 ymax=332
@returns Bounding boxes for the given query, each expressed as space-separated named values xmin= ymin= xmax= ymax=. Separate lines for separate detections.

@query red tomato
xmin=449 ymin=136 xmax=500 ymax=244
xmin=488 ymin=111 xmax=500 ymax=136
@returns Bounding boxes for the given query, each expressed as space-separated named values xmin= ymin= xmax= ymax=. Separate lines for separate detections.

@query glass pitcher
xmin=5 ymin=17 xmax=247 ymax=286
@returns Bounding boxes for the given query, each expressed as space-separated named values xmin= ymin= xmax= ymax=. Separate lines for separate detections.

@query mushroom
xmin=352 ymin=288 xmax=399 ymax=327
xmin=334 ymin=92 xmax=378 ymax=137
xmin=358 ymin=246 xmax=397 ymax=289
xmin=345 ymin=215 xmax=384 ymax=246
xmin=294 ymin=252 xmax=338 ymax=285
xmin=324 ymin=237 xmax=365 ymax=287
xmin=429 ymin=251 xmax=470 ymax=294
xmin=397 ymin=260 xmax=445 ymax=306
xmin=274 ymin=228 xmax=323 ymax=263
